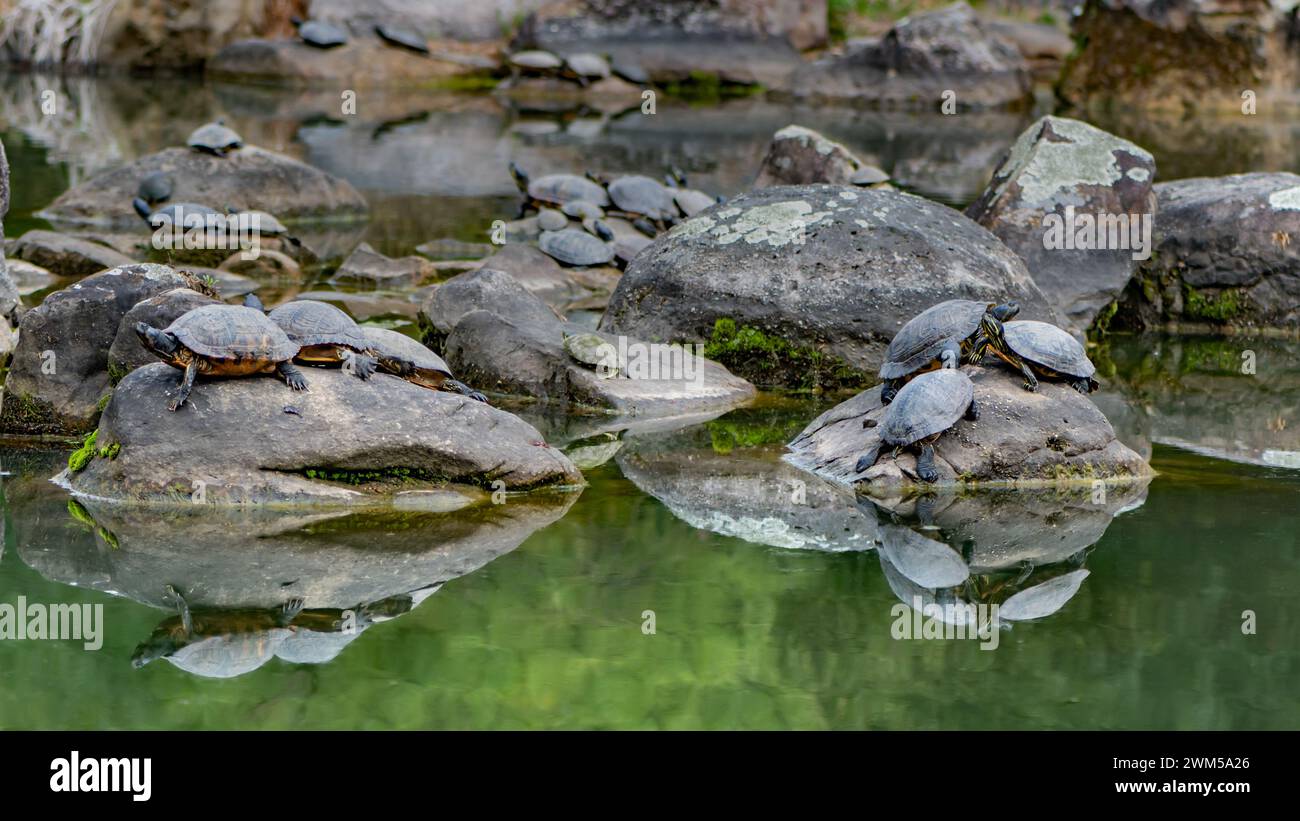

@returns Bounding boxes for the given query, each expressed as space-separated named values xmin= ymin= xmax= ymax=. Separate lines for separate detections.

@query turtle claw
xmin=1022 ymin=379 xmax=1038 ymax=393
xmin=167 ymin=397 xmax=185 ymax=412
xmin=1071 ymin=379 xmax=1092 ymax=395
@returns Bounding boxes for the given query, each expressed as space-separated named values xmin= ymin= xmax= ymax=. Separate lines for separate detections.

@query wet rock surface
xmin=753 ymin=124 xmax=889 ymax=188
xmin=9 ymin=230 xmax=135 ymax=278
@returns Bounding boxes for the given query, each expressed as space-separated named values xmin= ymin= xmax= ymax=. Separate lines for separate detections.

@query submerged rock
xmin=786 ymin=3 xmax=1032 ymax=109
xmin=65 ymin=364 xmax=583 ymax=505
xmin=966 ymin=116 xmax=1157 ymax=333
xmin=40 ymin=146 xmax=367 ymax=227
xmin=753 ymin=124 xmax=889 ymax=188
xmin=1114 ymin=173 xmax=1300 ymax=332
xmin=601 ymin=183 xmax=1056 ymax=390
xmin=9 ymin=230 xmax=135 ymax=278
xmin=330 ymin=241 xmax=433 ymax=288
xmin=785 ymin=365 xmax=1151 ymax=489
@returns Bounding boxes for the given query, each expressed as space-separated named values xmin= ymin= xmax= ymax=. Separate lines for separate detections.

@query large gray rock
xmin=786 ymin=3 xmax=1032 ymax=109
xmin=966 ymin=116 xmax=1157 ymax=333
xmin=330 ymin=242 xmax=433 ymax=288
xmin=480 ymin=242 xmax=592 ymax=308
xmin=66 ymin=363 xmax=584 ymax=505
xmin=753 ymin=124 xmax=889 ymax=188
xmin=433 ymin=267 xmax=756 ymax=415
xmin=601 ymin=184 xmax=1056 ymax=390
xmin=785 ymin=364 xmax=1151 ymax=489
xmin=9 ymin=229 xmax=136 ymax=278
xmin=39 ymin=145 xmax=367 ymax=227
xmin=1114 ymin=173 xmax=1300 ymax=331
xmin=0 ymin=137 xmax=17 ymax=324
xmin=106 ymin=287 xmax=221 ymax=383
xmin=0 ymin=264 xmax=202 ymax=435
xmin=208 ymin=37 xmax=496 ymax=88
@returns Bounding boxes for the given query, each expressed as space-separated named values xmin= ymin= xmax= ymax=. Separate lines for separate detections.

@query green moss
xmin=67 ymin=430 xmax=98 ymax=473
xmin=702 ymin=318 xmax=869 ymax=393
xmin=66 ymin=498 xmax=97 ymax=528
xmin=1088 ymin=299 xmax=1120 ymax=338
xmin=108 ymin=361 xmax=133 ymax=385
xmin=661 ymin=72 xmax=764 ymax=103
xmin=96 ymin=392 xmax=113 ymax=412
xmin=707 ymin=416 xmax=806 ymax=455
xmin=1183 ymin=285 xmax=1245 ymax=322
xmin=422 ymin=74 xmax=499 ymax=92
xmin=98 ymin=442 xmax=121 ymax=460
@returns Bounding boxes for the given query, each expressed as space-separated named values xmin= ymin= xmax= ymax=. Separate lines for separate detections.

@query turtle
xmin=360 ymin=326 xmax=489 ymax=402
xmin=563 ymin=331 xmax=619 ymax=376
xmin=267 ymin=300 xmax=383 ymax=380
xmin=603 ymin=174 xmax=678 ymax=226
xmin=536 ymin=207 xmax=569 ymax=231
xmin=375 ymin=23 xmax=429 ymax=54
xmin=187 ymin=119 xmax=242 ymax=156
xmin=224 ymin=206 xmax=301 ymax=246
xmin=562 ymin=200 xmax=605 ymax=221
xmin=136 ymin=171 xmax=173 ymax=205
xmin=586 ymin=218 xmax=615 ymax=242
xmin=131 ymin=585 xmax=305 ymax=677
xmin=672 ymin=187 xmax=717 ymax=217
xmin=292 ymin=17 xmax=348 ymax=48
xmin=850 ymin=166 xmax=890 ymax=186
xmin=878 ymin=299 xmax=1022 ymax=404
xmin=991 ymin=320 xmax=1098 ymax=394
xmin=509 ymin=163 xmax=609 ymax=212
xmin=855 ymin=368 xmax=980 ymax=482
xmin=563 ymin=52 xmax=610 ymax=85
xmin=133 ymin=198 xmax=222 ymax=230
xmin=539 ymin=228 xmax=614 ymax=267
xmin=508 ymin=50 xmax=564 ymax=77
xmin=135 ymin=304 xmax=308 ymax=411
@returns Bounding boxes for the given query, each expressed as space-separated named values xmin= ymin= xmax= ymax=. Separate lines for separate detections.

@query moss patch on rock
xmin=1183 ymin=285 xmax=1246 ymax=323
xmin=702 ymin=318 xmax=870 ymax=393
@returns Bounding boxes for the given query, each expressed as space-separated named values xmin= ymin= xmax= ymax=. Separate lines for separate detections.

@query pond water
xmin=1 ymin=76 xmax=1298 ymax=730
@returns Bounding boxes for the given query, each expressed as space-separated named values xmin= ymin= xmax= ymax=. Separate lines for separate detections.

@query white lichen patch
xmin=1267 ymin=186 xmax=1300 ymax=210
xmin=990 ymin=116 xmax=1153 ymax=208
xmin=670 ymin=214 xmax=717 ymax=240
xmin=1126 ymin=167 xmax=1150 ymax=182
xmin=711 ymin=200 xmax=831 ymax=247
xmin=839 ymin=190 xmax=858 ymax=201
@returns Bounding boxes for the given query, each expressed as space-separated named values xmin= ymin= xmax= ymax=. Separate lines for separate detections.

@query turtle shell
xmin=879 ymin=368 xmax=973 ymax=447
xmin=268 ymin=300 xmax=370 ymax=350
xmin=564 ymin=52 xmax=610 ymax=79
xmin=360 ymin=327 xmax=452 ymax=377
xmin=562 ymin=332 xmax=618 ymax=368
xmin=537 ymin=207 xmax=569 ymax=231
xmin=187 ymin=121 xmax=242 ymax=153
xmin=880 ymin=299 xmax=989 ymax=380
xmin=528 ymin=174 xmax=609 ymax=207
xmin=1002 ymin=320 xmax=1096 ymax=379
xmin=673 ymin=188 xmax=716 ymax=217
xmin=510 ymin=50 xmax=563 ymax=70
xmin=878 ymin=524 xmax=970 ymax=589
xmin=375 ymin=23 xmax=429 ymax=54
xmin=168 ymin=304 xmax=298 ymax=362
xmin=539 ymin=229 xmax=614 ymax=266
xmin=231 ymin=209 xmax=288 ymax=236
xmin=146 ymin=202 xmax=222 ymax=229
xmin=562 ymin=200 xmax=605 ymax=220
xmin=299 ymin=20 xmax=348 ymax=48
xmin=608 ymin=175 xmax=676 ymax=220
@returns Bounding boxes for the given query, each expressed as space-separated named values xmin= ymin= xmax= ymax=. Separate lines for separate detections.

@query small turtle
xmin=879 ymin=299 xmax=1023 ymax=404
xmin=136 ymin=172 xmax=173 ymax=205
xmin=856 ymin=368 xmax=979 ymax=482
xmin=224 ymin=206 xmax=300 ymax=246
xmin=539 ymin=228 xmax=614 ymax=267
xmin=604 ymin=174 xmax=678 ymax=225
xmin=187 ymin=119 xmax=242 ymax=156
xmin=537 ymin=207 xmax=569 ymax=231
xmin=133 ymin=198 xmax=222 ymax=229
xmin=375 ymin=23 xmax=429 ymax=54
xmin=267 ymin=300 xmax=382 ymax=380
xmin=562 ymin=200 xmax=605 ymax=221
xmin=135 ymin=304 xmax=308 ymax=411
xmin=360 ymin=326 xmax=489 ymax=403
xmin=672 ymin=187 xmax=716 ymax=217
xmin=563 ymin=52 xmax=610 ymax=85
xmin=563 ymin=331 xmax=619 ymax=376
xmin=992 ymin=320 xmax=1098 ymax=394
xmin=509 ymin=163 xmax=609 ymax=211
xmin=508 ymin=50 xmax=564 ymax=76
xmin=293 ymin=17 xmax=348 ymax=48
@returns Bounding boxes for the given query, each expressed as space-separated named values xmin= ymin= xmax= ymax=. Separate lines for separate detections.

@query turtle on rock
xmin=879 ymin=299 xmax=1023 ymax=404
xmin=187 ymin=119 xmax=242 ymax=156
xmin=539 ymin=228 xmax=614 ymax=267
xmin=292 ymin=17 xmax=348 ymax=48
xmin=990 ymin=320 xmax=1099 ymax=393
xmin=135 ymin=304 xmax=308 ymax=411
xmin=509 ymin=163 xmax=609 ymax=214
xmin=265 ymin=299 xmax=390 ymax=380
xmin=136 ymin=172 xmax=173 ymax=205
xmin=360 ymin=326 xmax=489 ymax=402
xmin=375 ymin=23 xmax=429 ymax=54
xmin=856 ymin=368 xmax=980 ymax=483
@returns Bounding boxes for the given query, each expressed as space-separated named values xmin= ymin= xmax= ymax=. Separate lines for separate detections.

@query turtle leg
xmin=854 ymin=442 xmax=882 ymax=475
xmin=880 ymin=379 xmax=899 ymax=405
xmin=964 ymin=333 xmax=988 ymax=365
xmin=165 ymin=584 xmax=193 ymax=637
xmin=915 ymin=443 xmax=940 ymax=483
xmin=168 ymin=359 xmax=199 ymax=411
xmin=1071 ymin=378 xmax=1092 ymax=395
xmin=341 ymin=349 xmax=377 ymax=380
xmin=279 ymin=596 xmax=306 ymax=626
xmin=965 ymin=397 xmax=980 ymax=421
xmin=939 ymin=340 xmax=960 ymax=369
xmin=990 ymin=346 xmax=1039 ymax=392
xmin=445 ymin=378 xmax=489 ymax=404
xmin=276 ymin=360 xmax=309 ymax=391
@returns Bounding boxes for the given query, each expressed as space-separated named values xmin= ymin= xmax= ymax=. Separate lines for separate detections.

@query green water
xmin=1 ymin=76 xmax=1299 ymax=730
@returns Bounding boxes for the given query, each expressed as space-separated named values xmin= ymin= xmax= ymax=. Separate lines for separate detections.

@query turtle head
xmin=979 ymin=302 xmax=1018 ymax=349
xmin=989 ymin=301 xmax=1020 ymax=322
xmin=135 ymin=323 xmax=180 ymax=361
xmin=508 ymin=162 xmax=528 ymax=191
xmin=132 ymin=196 xmax=153 ymax=223
xmin=290 ymin=15 xmax=303 ymax=27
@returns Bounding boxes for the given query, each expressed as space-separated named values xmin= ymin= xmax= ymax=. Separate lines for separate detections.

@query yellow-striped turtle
xmin=879 ymin=299 xmax=1023 ymax=404
xmin=856 ymin=368 xmax=979 ymax=482
xmin=135 ymin=304 xmax=307 ymax=411
xmin=994 ymin=320 xmax=1098 ymax=394
xmin=268 ymin=300 xmax=381 ymax=380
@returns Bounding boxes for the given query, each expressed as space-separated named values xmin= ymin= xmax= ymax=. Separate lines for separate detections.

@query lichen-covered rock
xmin=0 ymin=264 xmax=201 ymax=435
xmin=1058 ymin=0 xmax=1299 ymax=111
xmin=785 ymin=365 xmax=1151 ymax=489
xmin=40 ymin=146 xmax=367 ymax=227
xmin=753 ymin=124 xmax=889 ymax=188
xmin=600 ymin=184 xmax=1057 ymax=390
xmin=8 ymin=230 xmax=135 ymax=278
xmin=65 ymin=364 xmax=584 ymax=505
xmin=106 ymin=287 xmax=221 ymax=384
xmin=785 ymin=3 xmax=1032 ymax=109
xmin=966 ymin=116 xmax=1157 ymax=333
xmin=1114 ymin=172 xmax=1300 ymax=331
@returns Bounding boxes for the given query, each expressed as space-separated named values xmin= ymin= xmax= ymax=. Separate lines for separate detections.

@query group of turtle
xmin=135 ymin=296 xmax=486 ymax=412
xmin=291 ymin=17 xmax=431 ymax=55
xmin=857 ymin=299 xmax=1100 ymax=482
xmin=509 ymin=163 xmax=719 ymax=267
xmin=506 ymin=49 xmax=647 ymax=87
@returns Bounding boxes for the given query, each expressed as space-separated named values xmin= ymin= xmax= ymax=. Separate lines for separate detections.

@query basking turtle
xmin=992 ymin=320 xmax=1098 ymax=394
xmin=509 ymin=163 xmax=609 ymax=211
xmin=508 ymin=49 xmax=564 ymax=77
xmin=267 ymin=300 xmax=382 ymax=380
xmin=563 ymin=52 xmax=610 ymax=85
xmin=187 ymin=119 xmax=242 ymax=156
xmin=537 ymin=207 xmax=569 ymax=231
xmin=224 ymin=207 xmax=300 ymax=246
xmin=562 ymin=200 xmax=605 ymax=221
xmin=136 ymin=171 xmax=173 ymax=205
xmin=133 ymin=199 xmax=222 ymax=230
xmin=135 ymin=304 xmax=307 ymax=411
xmin=539 ymin=228 xmax=614 ymax=267
xmin=375 ymin=23 xmax=429 ymax=54
xmin=360 ymin=326 xmax=489 ymax=402
xmin=603 ymin=174 xmax=678 ymax=226
xmin=672 ymin=187 xmax=717 ymax=217
xmin=563 ymin=331 xmax=619 ymax=376
xmin=879 ymin=299 xmax=1022 ymax=404
xmin=855 ymin=368 xmax=979 ymax=482
xmin=293 ymin=17 xmax=348 ymax=48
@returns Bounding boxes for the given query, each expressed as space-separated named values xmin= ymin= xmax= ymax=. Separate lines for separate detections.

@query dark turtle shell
xmin=529 ymin=174 xmax=609 ymax=207
xmin=880 ymin=299 xmax=989 ymax=380
xmin=539 ymin=228 xmax=614 ymax=266
xmin=298 ymin=20 xmax=348 ymax=48
xmin=137 ymin=172 xmax=173 ymax=204
xmin=1002 ymin=320 xmax=1096 ymax=379
xmin=268 ymin=300 xmax=370 ymax=350
xmin=879 ymin=368 xmax=974 ymax=447
xmin=608 ymin=175 xmax=676 ymax=220
xmin=187 ymin=121 xmax=242 ymax=153
xmin=360 ymin=327 xmax=452 ymax=377
xmin=375 ymin=23 xmax=429 ymax=54
xmin=168 ymin=305 xmax=298 ymax=362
